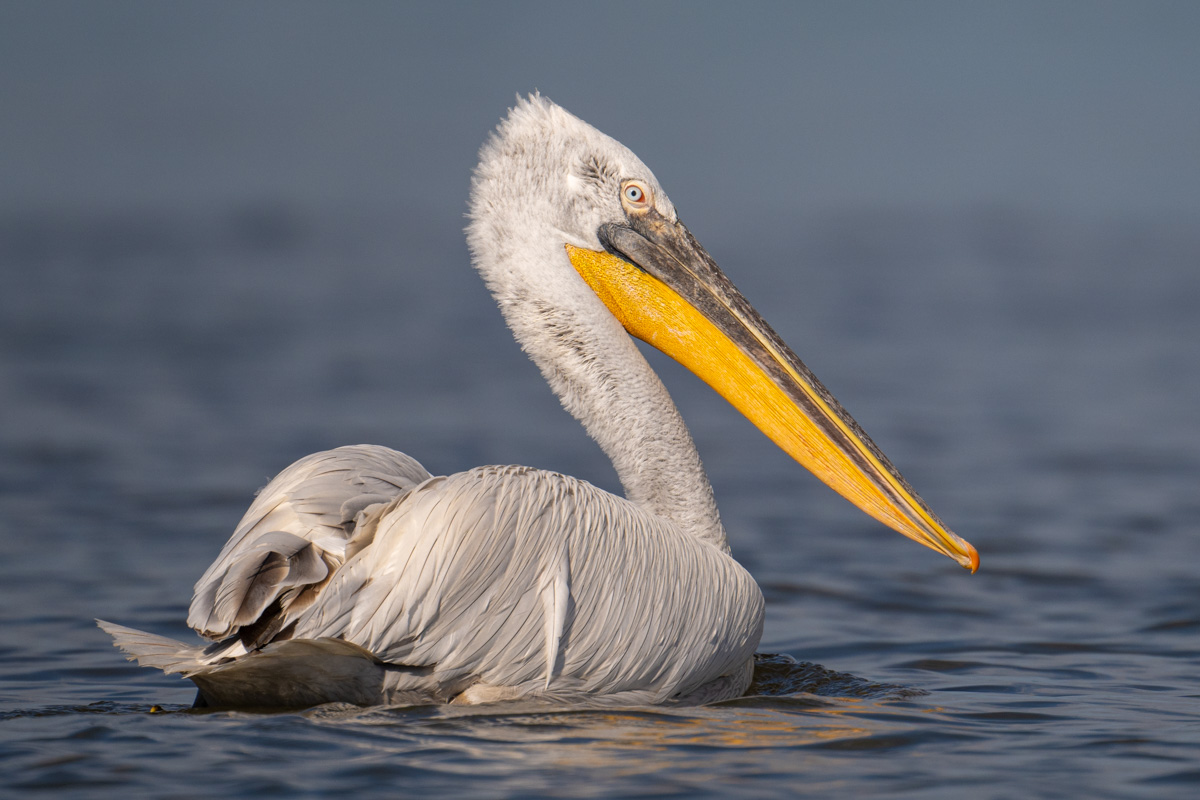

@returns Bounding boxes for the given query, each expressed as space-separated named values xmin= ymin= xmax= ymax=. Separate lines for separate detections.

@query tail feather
xmin=98 ymin=619 xmax=390 ymax=708
xmin=96 ymin=619 xmax=207 ymax=675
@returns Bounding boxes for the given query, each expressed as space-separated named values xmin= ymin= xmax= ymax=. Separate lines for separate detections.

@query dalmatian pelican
xmin=100 ymin=95 xmax=977 ymax=709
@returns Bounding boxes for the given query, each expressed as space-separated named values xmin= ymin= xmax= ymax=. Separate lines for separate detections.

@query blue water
xmin=2 ymin=201 xmax=1198 ymax=798
xmin=3 ymin=4 xmax=1200 ymax=794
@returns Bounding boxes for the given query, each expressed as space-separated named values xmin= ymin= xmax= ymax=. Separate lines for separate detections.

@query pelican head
xmin=467 ymin=95 xmax=977 ymax=572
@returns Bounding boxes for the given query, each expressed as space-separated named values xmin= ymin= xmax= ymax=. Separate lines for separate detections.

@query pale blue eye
xmin=624 ymin=185 xmax=645 ymax=203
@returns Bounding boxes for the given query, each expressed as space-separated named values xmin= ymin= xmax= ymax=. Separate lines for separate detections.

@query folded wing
xmin=187 ymin=445 xmax=432 ymax=643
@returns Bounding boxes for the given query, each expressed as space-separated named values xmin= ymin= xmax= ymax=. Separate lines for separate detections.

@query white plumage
xmin=100 ymin=94 xmax=974 ymax=709
xmin=102 ymin=450 xmax=762 ymax=707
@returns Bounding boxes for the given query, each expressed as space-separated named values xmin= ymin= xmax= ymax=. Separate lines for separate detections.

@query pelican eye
xmin=621 ymin=181 xmax=651 ymax=209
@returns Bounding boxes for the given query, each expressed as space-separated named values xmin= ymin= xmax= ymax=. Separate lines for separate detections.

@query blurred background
xmin=4 ymin=0 xmax=1197 ymax=564
xmin=2 ymin=3 xmax=1199 ymax=794
xmin=4 ymin=0 xmax=1199 ymax=622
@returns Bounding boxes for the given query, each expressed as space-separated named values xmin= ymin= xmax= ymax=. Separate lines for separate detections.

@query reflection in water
xmin=305 ymin=697 xmax=884 ymax=779
xmin=264 ymin=655 xmax=931 ymax=785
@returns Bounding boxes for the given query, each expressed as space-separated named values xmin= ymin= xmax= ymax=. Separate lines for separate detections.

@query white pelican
xmin=100 ymin=95 xmax=977 ymax=709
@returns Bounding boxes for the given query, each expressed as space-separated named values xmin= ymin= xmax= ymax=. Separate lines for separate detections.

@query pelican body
xmin=100 ymin=96 xmax=976 ymax=709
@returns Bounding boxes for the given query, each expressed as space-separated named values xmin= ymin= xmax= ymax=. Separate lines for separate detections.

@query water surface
xmin=2 ymin=203 xmax=1198 ymax=798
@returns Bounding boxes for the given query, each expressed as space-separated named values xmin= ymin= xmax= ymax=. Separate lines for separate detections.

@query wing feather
xmin=188 ymin=445 xmax=432 ymax=640
xmin=209 ymin=530 xmax=330 ymax=630
xmin=109 ymin=462 xmax=761 ymax=707
xmin=540 ymin=547 xmax=570 ymax=688
xmin=287 ymin=465 xmax=764 ymax=704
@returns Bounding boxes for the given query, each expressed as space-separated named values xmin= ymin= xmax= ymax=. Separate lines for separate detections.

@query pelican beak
xmin=565 ymin=214 xmax=978 ymax=572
